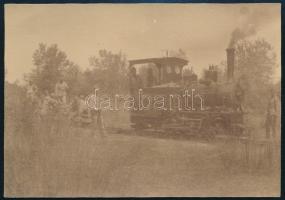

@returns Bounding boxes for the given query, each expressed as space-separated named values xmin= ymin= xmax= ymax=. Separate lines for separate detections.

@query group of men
xmin=26 ymin=79 xmax=105 ymax=135
xmin=26 ymin=79 xmax=69 ymax=115
xmin=27 ymin=79 xmax=68 ymax=104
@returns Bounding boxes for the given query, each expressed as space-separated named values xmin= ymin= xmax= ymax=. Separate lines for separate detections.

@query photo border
xmin=0 ymin=0 xmax=283 ymax=199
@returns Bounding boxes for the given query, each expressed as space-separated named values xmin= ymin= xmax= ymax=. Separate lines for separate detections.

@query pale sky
xmin=5 ymin=3 xmax=281 ymax=83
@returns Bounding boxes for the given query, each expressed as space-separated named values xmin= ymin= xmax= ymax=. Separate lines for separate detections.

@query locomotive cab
xmin=129 ymin=57 xmax=188 ymax=88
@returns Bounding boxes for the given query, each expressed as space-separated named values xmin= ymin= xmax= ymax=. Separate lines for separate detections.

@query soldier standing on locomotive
xmin=146 ymin=68 xmax=155 ymax=87
xmin=129 ymin=66 xmax=143 ymax=94
xmin=129 ymin=65 xmax=143 ymax=111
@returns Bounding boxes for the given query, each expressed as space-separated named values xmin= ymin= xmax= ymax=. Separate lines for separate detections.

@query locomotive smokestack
xmin=226 ymin=48 xmax=235 ymax=80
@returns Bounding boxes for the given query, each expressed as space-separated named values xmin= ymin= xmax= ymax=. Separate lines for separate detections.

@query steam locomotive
xmin=128 ymin=49 xmax=246 ymax=138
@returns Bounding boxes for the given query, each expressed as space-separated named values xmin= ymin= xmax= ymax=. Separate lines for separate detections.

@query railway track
xmin=106 ymin=126 xmax=247 ymax=143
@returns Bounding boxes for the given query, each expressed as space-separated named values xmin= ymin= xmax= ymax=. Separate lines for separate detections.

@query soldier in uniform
xmin=91 ymin=84 xmax=106 ymax=138
xmin=39 ymin=91 xmax=58 ymax=135
xmin=78 ymin=94 xmax=92 ymax=127
xmin=26 ymin=81 xmax=38 ymax=103
xmin=234 ymin=81 xmax=244 ymax=112
xmin=40 ymin=91 xmax=56 ymax=116
xmin=129 ymin=66 xmax=143 ymax=112
xmin=147 ymin=68 xmax=155 ymax=87
xmin=129 ymin=66 xmax=142 ymax=94
xmin=69 ymin=95 xmax=80 ymax=124
xmin=55 ymin=79 xmax=69 ymax=104
xmin=265 ymin=89 xmax=278 ymax=139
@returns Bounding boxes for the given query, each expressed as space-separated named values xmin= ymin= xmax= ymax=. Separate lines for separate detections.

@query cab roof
xmin=129 ymin=57 xmax=188 ymax=66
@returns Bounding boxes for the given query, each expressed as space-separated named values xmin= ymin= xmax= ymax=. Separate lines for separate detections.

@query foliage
xmin=26 ymin=43 xmax=74 ymax=94
xmin=5 ymin=82 xmax=36 ymax=136
xmin=62 ymin=62 xmax=82 ymax=95
xmin=24 ymin=44 xmax=130 ymax=98
xmin=89 ymin=49 xmax=129 ymax=95
xmin=234 ymin=39 xmax=278 ymax=112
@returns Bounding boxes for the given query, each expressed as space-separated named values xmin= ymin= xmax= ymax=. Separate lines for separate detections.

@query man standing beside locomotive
xmin=265 ymin=89 xmax=279 ymax=140
xmin=234 ymin=81 xmax=244 ymax=113
xmin=90 ymin=83 xmax=106 ymax=138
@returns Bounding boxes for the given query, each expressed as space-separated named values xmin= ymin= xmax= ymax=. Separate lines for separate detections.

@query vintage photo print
xmin=4 ymin=3 xmax=281 ymax=197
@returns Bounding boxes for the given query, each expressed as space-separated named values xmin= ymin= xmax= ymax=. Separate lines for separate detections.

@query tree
xmin=62 ymin=62 xmax=82 ymax=96
xmin=27 ymin=43 xmax=73 ymax=93
xmin=89 ymin=49 xmax=128 ymax=94
xmin=234 ymin=39 xmax=278 ymax=112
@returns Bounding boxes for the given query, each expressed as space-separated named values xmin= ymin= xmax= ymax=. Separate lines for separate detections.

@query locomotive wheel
xmin=199 ymin=125 xmax=214 ymax=140
xmin=199 ymin=117 xmax=216 ymax=140
xmin=213 ymin=121 xmax=226 ymax=136
xmin=231 ymin=123 xmax=245 ymax=137
xmin=132 ymin=123 xmax=148 ymax=130
xmin=151 ymin=122 xmax=162 ymax=130
xmin=204 ymin=128 xmax=216 ymax=141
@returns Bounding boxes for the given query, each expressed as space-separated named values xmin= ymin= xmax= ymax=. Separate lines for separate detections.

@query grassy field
xmin=4 ymin=123 xmax=280 ymax=197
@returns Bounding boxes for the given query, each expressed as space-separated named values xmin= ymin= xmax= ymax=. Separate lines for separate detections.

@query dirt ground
xmin=4 ymin=125 xmax=280 ymax=197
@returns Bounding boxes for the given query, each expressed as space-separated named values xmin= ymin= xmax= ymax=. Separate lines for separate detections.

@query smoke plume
xmin=228 ymin=6 xmax=275 ymax=48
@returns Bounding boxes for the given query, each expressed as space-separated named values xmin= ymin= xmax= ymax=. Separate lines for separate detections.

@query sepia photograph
xmin=4 ymin=3 xmax=281 ymax=197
